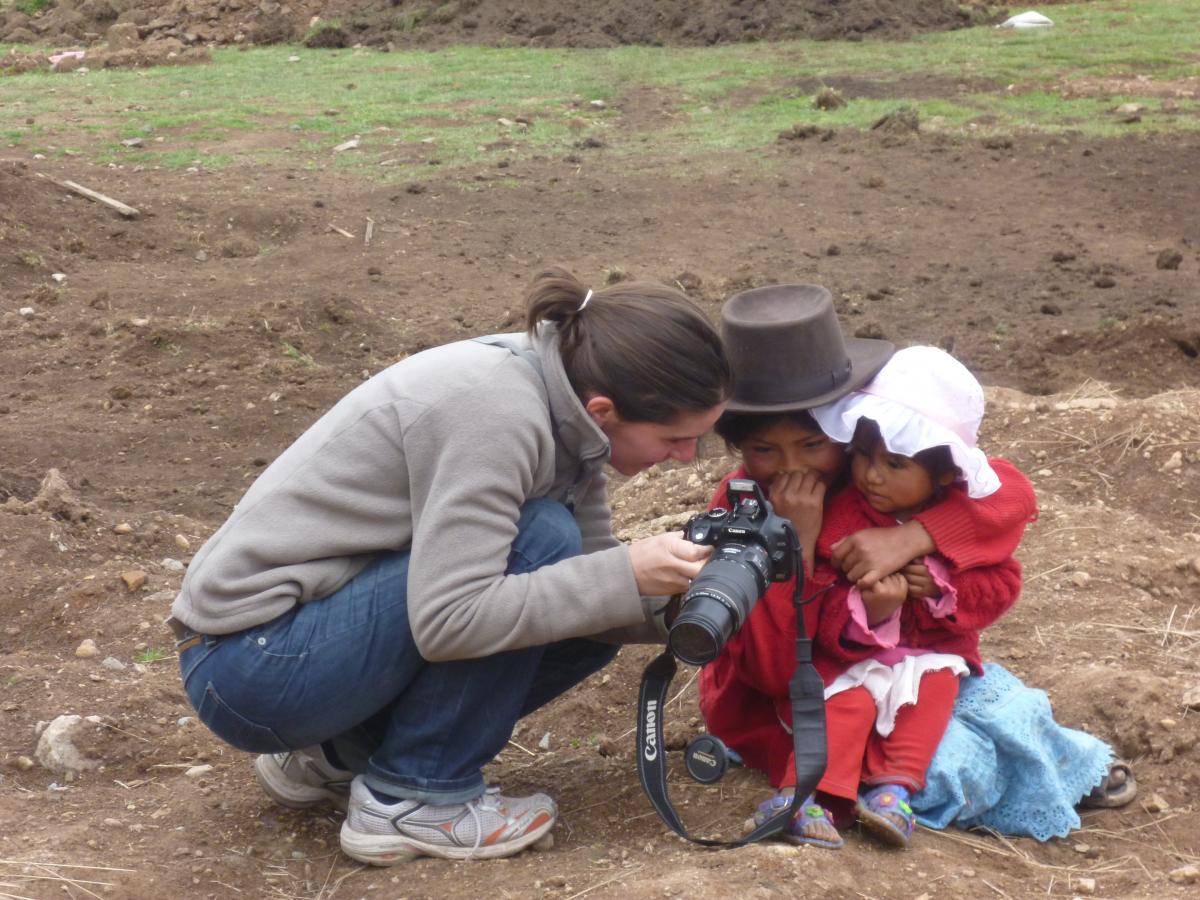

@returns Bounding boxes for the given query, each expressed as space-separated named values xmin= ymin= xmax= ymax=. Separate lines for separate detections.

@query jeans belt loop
xmin=165 ymin=615 xmax=205 ymax=653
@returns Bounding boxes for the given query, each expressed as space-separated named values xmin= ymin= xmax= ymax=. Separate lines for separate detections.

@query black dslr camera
xmin=667 ymin=478 xmax=799 ymax=666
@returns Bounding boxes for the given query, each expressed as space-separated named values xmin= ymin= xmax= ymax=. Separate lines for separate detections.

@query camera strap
xmin=635 ymin=580 xmax=828 ymax=846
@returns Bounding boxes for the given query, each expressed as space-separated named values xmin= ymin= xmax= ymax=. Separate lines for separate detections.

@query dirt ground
xmin=3 ymin=5 xmax=1200 ymax=899
xmin=0 ymin=0 xmax=991 ymax=50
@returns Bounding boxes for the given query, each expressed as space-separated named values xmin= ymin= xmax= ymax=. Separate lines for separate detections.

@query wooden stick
xmin=36 ymin=173 xmax=140 ymax=218
xmin=328 ymin=224 xmax=355 ymax=239
xmin=364 ymin=217 xmax=375 ymax=246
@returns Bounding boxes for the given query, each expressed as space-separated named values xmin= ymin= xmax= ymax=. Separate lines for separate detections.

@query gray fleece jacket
xmin=171 ymin=325 xmax=659 ymax=661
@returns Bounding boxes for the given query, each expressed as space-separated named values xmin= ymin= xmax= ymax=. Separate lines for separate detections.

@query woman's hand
xmin=830 ymin=520 xmax=936 ymax=588
xmin=860 ymin=572 xmax=908 ymax=626
xmin=769 ymin=471 xmax=826 ymax=574
xmin=629 ymin=533 xmax=713 ymax=597
xmin=902 ymin=562 xmax=940 ymax=600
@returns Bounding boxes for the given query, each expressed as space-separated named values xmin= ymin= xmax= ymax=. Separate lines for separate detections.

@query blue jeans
xmin=179 ymin=499 xmax=619 ymax=804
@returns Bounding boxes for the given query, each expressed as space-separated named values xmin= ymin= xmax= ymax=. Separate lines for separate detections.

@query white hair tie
xmin=578 ymin=289 xmax=593 ymax=312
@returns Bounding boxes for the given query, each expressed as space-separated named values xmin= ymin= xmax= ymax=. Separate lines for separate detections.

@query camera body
xmin=667 ymin=478 xmax=799 ymax=666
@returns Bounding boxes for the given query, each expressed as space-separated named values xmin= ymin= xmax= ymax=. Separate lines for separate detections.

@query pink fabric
xmin=842 ymin=554 xmax=961 ymax=666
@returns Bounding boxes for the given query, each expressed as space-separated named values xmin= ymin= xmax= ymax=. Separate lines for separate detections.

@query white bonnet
xmin=811 ymin=346 xmax=1001 ymax=499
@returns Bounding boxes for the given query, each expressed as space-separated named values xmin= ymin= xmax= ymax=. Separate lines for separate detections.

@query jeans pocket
xmin=179 ymin=636 xmax=222 ymax=685
xmin=194 ymin=680 xmax=289 ymax=754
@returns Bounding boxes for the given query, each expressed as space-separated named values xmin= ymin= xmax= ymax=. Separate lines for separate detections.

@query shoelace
xmin=462 ymin=786 xmax=506 ymax=860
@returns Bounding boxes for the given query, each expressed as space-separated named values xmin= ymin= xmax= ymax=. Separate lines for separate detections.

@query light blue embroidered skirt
xmin=912 ymin=663 xmax=1113 ymax=841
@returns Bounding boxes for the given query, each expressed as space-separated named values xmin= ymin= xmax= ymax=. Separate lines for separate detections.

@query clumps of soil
xmin=0 ymin=0 xmax=994 ymax=50
xmin=0 ymin=32 xmax=210 ymax=73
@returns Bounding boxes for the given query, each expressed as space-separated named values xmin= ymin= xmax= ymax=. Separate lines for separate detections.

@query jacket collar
xmin=530 ymin=323 xmax=612 ymax=466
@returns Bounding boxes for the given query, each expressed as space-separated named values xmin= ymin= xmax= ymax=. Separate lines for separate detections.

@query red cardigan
xmin=697 ymin=458 xmax=1035 ymax=787
xmin=810 ymin=488 xmax=1023 ymax=684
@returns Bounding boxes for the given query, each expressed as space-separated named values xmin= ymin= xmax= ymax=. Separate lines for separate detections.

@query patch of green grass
xmin=282 ymin=342 xmax=316 ymax=367
xmin=304 ymin=18 xmax=342 ymax=41
xmin=0 ymin=2 xmax=1197 ymax=176
xmin=135 ymin=648 xmax=170 ymax=664
xmin=13 ymin=0 xmax=51 ymax=15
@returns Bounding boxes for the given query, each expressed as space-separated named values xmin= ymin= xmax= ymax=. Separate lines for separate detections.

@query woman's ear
xmin=584 ymin=395 xmax=619 ymax=428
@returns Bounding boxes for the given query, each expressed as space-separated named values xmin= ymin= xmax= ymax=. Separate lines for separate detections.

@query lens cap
xmin=684 ymin=734 xmax=729 ymax=784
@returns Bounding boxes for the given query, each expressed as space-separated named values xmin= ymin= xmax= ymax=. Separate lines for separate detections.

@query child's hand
xmin=830 ymin=521 xmax=936 ymax=588
xmin=902 ymin=562 xmax=940 ymax=600
xmin=860 ymin=572 xmax=908 ymax=625
xmin=768 ymin=470 xmax=825 ymax=575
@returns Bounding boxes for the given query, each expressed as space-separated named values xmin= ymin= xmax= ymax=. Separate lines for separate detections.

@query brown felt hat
xmin=721 ymin=284 xmax=895 ymax=413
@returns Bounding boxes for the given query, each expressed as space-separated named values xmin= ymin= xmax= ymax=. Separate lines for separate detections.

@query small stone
xmin=531 ymin=832 xmax=554 ymax=852
xmin=1073 ymin=842 xmax=1091 ymax=854
xmin=1142 ymin=793 xmax=1169 ymax=813
xmin=177 ymin=716 xmax=195 ymax=728
xmin=103 ymin=818 xmax=123 ymax=828
xmin=333 ymin=138 xmax=360 ymax=153
xmin=75 ymin=639 xmax=100 ymax=658
xmin=1190 ymin=557 xmax=1200 ymax=577
xmin=1076 ymin=877 xmax=1096 ymax=895
xmin=1040 ymin=302 xmax=1062 ymax=316
xmin=1070 ymin=571 xmax=1091 ymax=588
xmin=1156 ymin=248 xmax=1183 ymax=270
xmin=121 ymin=570 xmax=148 ymax=592
xmin=19 ymin=307 xmax=35 ymax=318
xmin=1160 ymin=718 xmax=1177 ymax=729
xmin=121 ymin=137 xmax=143 ymax=148
xmin=1093 ymin=275 xmax=1116 ymax=288
xmin=537 ymin=732 xmax=551 ymax=751
xmin=185 ymin=764 xmax=213 ymax=778
xmin=1160 ymin=451 xmax=1183 ymax=473
xmin=113 ymin=522 xmax=133 ymax=534
xmin=101 ymin=657 xmax=126 ymax=671
xmin=1169 ymin=865 xmax=1199 ymax=885
xmin=174 ymin=534 xmax=191 ymax=551
xmin=14 ymin=756 xmax=35 ymax=770
xmin=1183 ymin=684 xmax=1200 ymax=710
xmin=160 ymin=558 xmax=185 ymax=573
xmin=589 ymin=99 xmax=606 ymax=109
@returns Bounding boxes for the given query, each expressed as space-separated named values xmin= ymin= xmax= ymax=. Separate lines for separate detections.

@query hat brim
xmin=724 ymin=338 xmax=895 ymax=414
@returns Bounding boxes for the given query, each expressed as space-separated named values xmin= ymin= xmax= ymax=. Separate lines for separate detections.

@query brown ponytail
xmin=525 ymin=266 xmax=731 ymax=423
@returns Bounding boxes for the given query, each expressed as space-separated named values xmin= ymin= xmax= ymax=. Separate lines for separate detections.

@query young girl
xmin=798 ymin=345 xmax=1025 ymax=850
xmin=698 ymin=287 xmax=1037 ymax=848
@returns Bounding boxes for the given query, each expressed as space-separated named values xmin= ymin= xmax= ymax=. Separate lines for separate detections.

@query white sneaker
xmin=339 ymin=775 xmax=556 ymax=865
xmin=254 ymin=746 xmax=353 ymax=812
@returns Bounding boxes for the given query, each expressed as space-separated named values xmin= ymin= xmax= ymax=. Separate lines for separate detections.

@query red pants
xmin=799 ymin=668 xmax=959 ymax=801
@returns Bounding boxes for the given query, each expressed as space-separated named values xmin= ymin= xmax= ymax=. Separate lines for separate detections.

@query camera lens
xmin=668 ymin=546 xmax=769 ymax=665
xmin=668 ymin=591 xmax=734 ymax=665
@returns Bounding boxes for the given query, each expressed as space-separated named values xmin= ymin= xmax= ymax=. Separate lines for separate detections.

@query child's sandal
xmin=1080 ymin=761 xmax=1137 ymax=809
xmin=786 ymin=798 xmax=845 ymax=849
xmin=856 ymin=784 xmax=915 ymax=848
xmin=748 ymin=792 xmax=844 ymax=849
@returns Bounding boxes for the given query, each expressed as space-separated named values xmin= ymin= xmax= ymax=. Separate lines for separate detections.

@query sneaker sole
xmin=254 ymin=755 xmax=350 ymax=813
xmin=338 ymin=812 xmax=556 ymax=865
